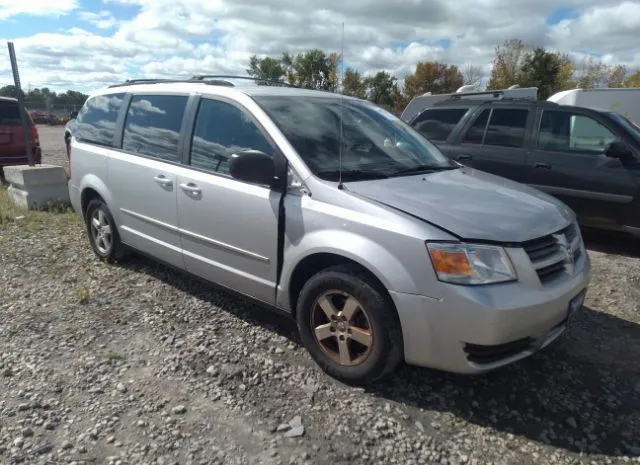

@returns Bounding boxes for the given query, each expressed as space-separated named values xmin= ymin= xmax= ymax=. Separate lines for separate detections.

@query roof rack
xmin=107 ymin=75 xmax=298 ymax=89
xmin=191 ymin=75 xmax=298 ymax=87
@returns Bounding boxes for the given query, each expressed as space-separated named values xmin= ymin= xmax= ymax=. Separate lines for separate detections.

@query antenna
xmin=337 ymin=21 xmax=345 ymax=190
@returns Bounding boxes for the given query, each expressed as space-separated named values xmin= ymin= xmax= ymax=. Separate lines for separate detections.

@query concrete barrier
xmin=4 ymin=164 xmax=70 ymax=210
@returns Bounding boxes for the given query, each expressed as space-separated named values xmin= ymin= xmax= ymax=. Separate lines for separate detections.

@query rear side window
xmin=0 ymin=101 xmax=21 ymax=125
xmin=122 ymin=95 xmax=188 ymax=162
xmin=461 ymin=108 xmax=528 ymax=147
xmin=189 ymin=98 xmax=273 ymax=176
xmin=75 ymin=93 xmax=125 ymax=146
xmin=484 ymin=109 xmax=528 ymax=147
xmin=412 ymin=108 xmax=468 ymax=141
xmin=462 ymin=109 xmax=490 ymax=144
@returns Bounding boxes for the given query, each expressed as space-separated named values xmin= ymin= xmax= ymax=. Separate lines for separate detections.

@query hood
xmin=345 ymin=167 xmax=574 ymax=243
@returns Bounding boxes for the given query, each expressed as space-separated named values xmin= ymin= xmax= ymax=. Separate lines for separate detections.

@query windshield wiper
xmin=389 ymin=164 xmax=458 ymax=177
xmin=316 ymin=170 xmax=389 ymax=181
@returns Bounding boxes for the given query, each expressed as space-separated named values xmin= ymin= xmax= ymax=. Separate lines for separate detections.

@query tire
xmin=296 ymin=265 xmax=403 ymax=385
xmin=85 ymin=198 xmax=127 ymax=263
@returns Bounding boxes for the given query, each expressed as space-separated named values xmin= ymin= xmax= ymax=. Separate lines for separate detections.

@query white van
xmin=547 ymin=88 xmax=640 ymax=125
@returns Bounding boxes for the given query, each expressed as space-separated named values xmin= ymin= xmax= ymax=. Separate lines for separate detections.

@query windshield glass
xmin=608 ymin=112 xmax=640 ymax=144
xmin=254 ymin=96 xmax=455 ymax=181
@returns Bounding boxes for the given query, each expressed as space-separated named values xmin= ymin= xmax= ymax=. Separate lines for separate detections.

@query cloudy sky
xmin=1 ymin=0 xmax=639 ymax=93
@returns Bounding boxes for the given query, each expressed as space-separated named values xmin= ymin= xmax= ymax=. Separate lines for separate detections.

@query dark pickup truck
xmin=407 ymin=96 xmax=640 ymax=237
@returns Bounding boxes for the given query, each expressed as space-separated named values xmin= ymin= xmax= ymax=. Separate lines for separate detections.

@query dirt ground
xmin=1 ymin=126 xmax=639 ymax=465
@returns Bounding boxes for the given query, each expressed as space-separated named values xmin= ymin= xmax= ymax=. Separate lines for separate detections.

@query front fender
xmin=277 ymin=229 xmax=430 ymax=310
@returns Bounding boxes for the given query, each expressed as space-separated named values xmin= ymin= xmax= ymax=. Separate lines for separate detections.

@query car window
xmin=483 ymin=108 xmax=528 ymax=148
xmin=412 ymin=108 xmax=468 ymax=141
xmin=461 ymin=109 xmax=489 ymax=144
xmin=538 ymin=111 xmax=617 ymax=154
xmin=190 ymin=98 xmax=273 ymax=176
xmin=75 ymin=93 xmax=125 ymax=146
xmin=122 ymin=95 xmax=188 ymax=162
xmin=0 ymin=101 xmax=21 ymax=125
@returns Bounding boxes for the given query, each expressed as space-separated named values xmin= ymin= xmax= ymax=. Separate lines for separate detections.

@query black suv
xmin=408 ymin=97 xmax=640 ymax=237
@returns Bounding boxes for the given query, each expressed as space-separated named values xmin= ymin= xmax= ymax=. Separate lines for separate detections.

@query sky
xmin=0 ymin=0 xmax=639 ymax=94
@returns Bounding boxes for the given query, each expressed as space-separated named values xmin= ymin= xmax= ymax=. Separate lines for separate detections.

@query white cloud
xmin=78 ymin=10 xmax=119 ymax=30
xmin=1 ymin=0 xmax=640 ymax=93
xmin=0 ymin=0 xmax=78 ymax=21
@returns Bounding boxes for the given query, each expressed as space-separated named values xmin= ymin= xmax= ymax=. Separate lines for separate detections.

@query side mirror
xmin=604 ymin=140 xmax=633 ymax=159
xmin=229 ymin=150 xmax=275 ymax=185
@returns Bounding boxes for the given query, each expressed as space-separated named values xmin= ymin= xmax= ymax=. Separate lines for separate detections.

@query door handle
xmin=457 ymin=154 xmax=472 ymax=161
xmin=180 ymin=183 xmax=202 ymax=196
xmin=153 ymin=175 xmax=173 ymax=187
xmin=534 ymin=162 xmax=551 ymax=169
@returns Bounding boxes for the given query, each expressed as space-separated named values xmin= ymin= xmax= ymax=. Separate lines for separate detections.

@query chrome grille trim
xmin=523 ymin=223 xmax=582 ymax=284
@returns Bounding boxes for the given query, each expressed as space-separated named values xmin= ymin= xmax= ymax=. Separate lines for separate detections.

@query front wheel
xmin=296 ymin=266 xmax=403 ymax=385
xmin=85 ymin=199 xmax=128 ymax=263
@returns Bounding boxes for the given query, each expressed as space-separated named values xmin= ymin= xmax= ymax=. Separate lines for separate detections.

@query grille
xmin=523 ymin=223 xmax=582 ymax=284
xmin=464 ymin=337 xmax=535 ymax=364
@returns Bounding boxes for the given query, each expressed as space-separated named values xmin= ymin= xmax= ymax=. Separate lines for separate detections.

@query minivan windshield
xmin=255 ymin=96 xmax=455 ymax=181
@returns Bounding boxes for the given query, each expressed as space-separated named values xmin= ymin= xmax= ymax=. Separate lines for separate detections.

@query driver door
xmin=525 ymin=108 xmax=638 ymax=228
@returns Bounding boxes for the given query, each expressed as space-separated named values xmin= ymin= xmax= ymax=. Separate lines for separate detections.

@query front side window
xmin=412 ymin=108 xmax=468 ymax=141
xmin=75 ymin=93 xmax=125 ymax=146
xmin=254 ymin=96 xmax=454 ymax=181
xmin=122 ymin=94 xmax=188 ymax=162
xmin=461 ymin=109 xmax=489 ymax=145
xmin=538 ymin=111 xmax=617 ymax=153
xmin=190 ymin=98 xmax=273 ymax=176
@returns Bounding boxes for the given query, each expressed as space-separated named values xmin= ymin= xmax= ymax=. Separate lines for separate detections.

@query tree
xmin=519 ymin=48 xmax=563 ymax=99
xmin=607 ymin=65 xmax=627 ymax=88
xmin=247 ymin=55 xmax=285 ymax=82
xmin=364 ymin=71 xmax=399 ymax=109
xmin=462 ymin=64 xmax=484 ymax=88
xmin=289 ymin=49 xmax=338 ymax=91
xmin=402 ymin=61 xmax=464 ymax=100
xmin=625 ymin=71 xmax=640 ymax=88
xmin=554 ymin=54 xmax=576 ymax=92
xmin=487 ymin=39 xmax=530 ymax=89
xmin=0 ymin=85 xmax=19 ymax=98
xmin=343 ymin=68 xmax=366 ymax=99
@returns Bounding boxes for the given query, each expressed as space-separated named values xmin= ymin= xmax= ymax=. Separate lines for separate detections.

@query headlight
xmin=426 ymin=242 xmax=517 ymax=285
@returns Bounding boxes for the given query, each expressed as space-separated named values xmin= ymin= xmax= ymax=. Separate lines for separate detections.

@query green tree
xmin=246 ymin=55 xmax=285 ymax=82
xmin=342 ymin=68 xmax=366 ymax=98
xmin=520 ymin=48 xmax=563 ymax=99
xmin=403 ymin=61 xmax=464 ymax=100
xmin=625 ymin=70 xmax=640 ymax=87
xmin=0 ymin=85 xmax=19 ymax=98
xmin=290 ymin=49 xmax=338 ymax=91
xmin=364 ymin=71 xmax=399 ymax=110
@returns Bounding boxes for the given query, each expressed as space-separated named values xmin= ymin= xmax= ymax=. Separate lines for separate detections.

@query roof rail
xmin=191 ymin=75 xmax=298 ymax=87
xmin=107 ymin=78 xmax=192 ymax=88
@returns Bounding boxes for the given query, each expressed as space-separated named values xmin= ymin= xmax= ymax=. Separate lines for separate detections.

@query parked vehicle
xmin=0 ymin=97 xmax=42 ymax=170
xmin=406 ymin=89 xmax=640 ymax=238
xmin=68 ymin=77 xmax=590 ymax=384
xmin=548 ymin=88 xmax=640 ymax=125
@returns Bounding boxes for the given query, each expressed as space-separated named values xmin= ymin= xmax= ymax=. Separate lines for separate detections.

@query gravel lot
xmin=1 ymin=127 xmax=640 ymax=465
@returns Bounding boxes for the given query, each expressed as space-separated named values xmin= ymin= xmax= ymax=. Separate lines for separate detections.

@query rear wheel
xmin=296 ymin=266 xmax=403 ymax=385
xmin=85 ymin=199 xmax=127 ymax=262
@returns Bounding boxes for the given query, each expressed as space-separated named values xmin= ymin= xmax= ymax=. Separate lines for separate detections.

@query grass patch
xmin=76 ymin=286 xmax=92 ymax=304
xmin=0 ymin=185 xmax=24 ymax=225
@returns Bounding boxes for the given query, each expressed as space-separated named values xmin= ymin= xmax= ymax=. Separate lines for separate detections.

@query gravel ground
xmin=1 ymin=127 xmax=639 ymax=465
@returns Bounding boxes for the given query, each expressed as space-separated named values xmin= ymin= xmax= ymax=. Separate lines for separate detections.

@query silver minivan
xmin=68 ymin=77 xmax=591 ymax=385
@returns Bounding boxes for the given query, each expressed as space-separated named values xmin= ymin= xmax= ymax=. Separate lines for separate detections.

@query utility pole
xmin=8 ymin=41 xmax=34 ymax=167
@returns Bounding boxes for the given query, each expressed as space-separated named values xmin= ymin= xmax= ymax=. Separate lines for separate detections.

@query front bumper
xmin=391 ymin=247 xmax=591 ymax=374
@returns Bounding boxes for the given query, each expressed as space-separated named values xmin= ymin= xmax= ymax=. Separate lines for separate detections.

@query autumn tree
xmin=487 ymin=39 xmax=530 ymax=89
xmin=247 ymin=55 xmax=285 ymax=82
xmin=342 ymin=68 xmax=366 ymax=99
xmin=289 ymin=49 xmax=338 ymax=91
xmin=402 ymin=61 xmax=464 ymax=100
xmin=519 ymin=48 xmax=574 ymax=99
